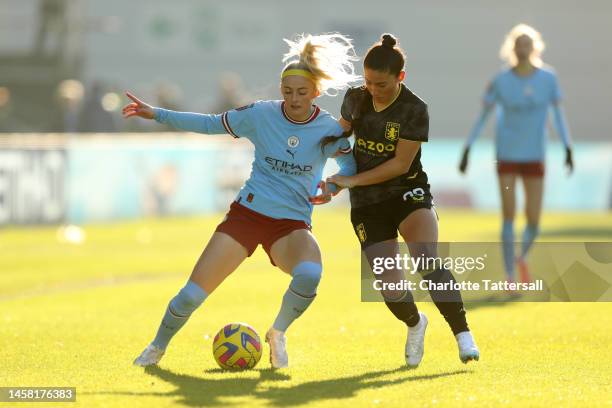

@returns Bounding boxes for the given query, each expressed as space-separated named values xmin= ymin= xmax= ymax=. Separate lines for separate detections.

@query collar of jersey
xmin=372 ymin=84 xmax=403 ymax=113
xmin=281 ymin=102 xmax=320 ymax=124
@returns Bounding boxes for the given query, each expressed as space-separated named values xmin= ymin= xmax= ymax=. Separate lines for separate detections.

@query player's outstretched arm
xmin=460 ymin=102 xmax=494 ymax=174
xmin=122 ymin=91 xmax=229 ymax=135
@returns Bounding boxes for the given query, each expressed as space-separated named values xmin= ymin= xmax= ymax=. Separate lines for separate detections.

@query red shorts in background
xmin=215 ymin=201 xmax=311 ymax=265
xmin=497 ymin=161 xmax=545 ymax=177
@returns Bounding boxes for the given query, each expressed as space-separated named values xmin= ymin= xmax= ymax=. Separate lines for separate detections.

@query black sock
xmin=422 ymin=268 xmax=469 ymax=335
xmin=384 ymin=291 xmax=420 ymax=327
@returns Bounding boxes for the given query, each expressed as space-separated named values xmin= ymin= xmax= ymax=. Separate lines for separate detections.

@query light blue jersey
xmin=154 ymin=100 xmax=355 ymax=224
xmin=467 ymin=66 xmax=571 ymax=162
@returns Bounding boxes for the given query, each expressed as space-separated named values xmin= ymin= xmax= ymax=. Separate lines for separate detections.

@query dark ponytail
xmin=320 ymin=130 xmax=352 ymax=153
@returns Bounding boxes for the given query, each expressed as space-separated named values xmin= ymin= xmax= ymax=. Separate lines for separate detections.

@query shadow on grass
xmin=88 ymin=365 xmax=470 ymax=407
xmin=258 ymin=367 xmax=470 ymax=407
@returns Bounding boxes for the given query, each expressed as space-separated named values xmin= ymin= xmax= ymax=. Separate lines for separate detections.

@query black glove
xmin=565 ymin=146 xmax=574 ymax=175
xmin=459 ymin=147 xmax=470 ymax=174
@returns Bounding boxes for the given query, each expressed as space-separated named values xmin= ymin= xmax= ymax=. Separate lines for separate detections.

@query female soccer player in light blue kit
xmin=459 ymin=24 xmax=573 ymax=283
xmin=123 ymin=33 xmax=359 ymax=369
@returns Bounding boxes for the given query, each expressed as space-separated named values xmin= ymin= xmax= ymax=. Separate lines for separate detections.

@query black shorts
xmin=350 ymin=187 xmax=434 ymax=249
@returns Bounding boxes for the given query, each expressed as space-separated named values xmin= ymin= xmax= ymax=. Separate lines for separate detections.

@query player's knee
xmin=170 ymin=281 xmax=208 ymax=317
xmin=289 ymin=261 xmax=322 ymax=297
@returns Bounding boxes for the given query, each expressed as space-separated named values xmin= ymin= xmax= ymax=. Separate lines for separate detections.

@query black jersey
xmin=341 ymin=84 xmax=431 ymax=208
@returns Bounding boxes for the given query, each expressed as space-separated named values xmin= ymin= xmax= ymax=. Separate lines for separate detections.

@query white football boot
xmin=265 ymin=328 xmax=288 ymax=369
xmin=456 ymin=331 xmax=480 ymax=363
xmin=405 ymin=312 xmax=428 ymax=367
xmin=133 ymin=344 xmax=165 ymax=367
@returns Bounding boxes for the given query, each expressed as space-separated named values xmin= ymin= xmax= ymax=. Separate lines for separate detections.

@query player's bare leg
xmin=517 ymin=176 xmax=544 ymax=283
xmin=134 ymin=232 xmax=248 ymax=367
xmin=363 ymin=238 xmax=426 ymax=367
xmin=399 ymin=207 xmax=479 ymax=364
xmin=499 ymin=173 xmax=518 ymax=283
xmin=267 ymin=229 xmax=322 ymax=368
xmin=188 ymin=232 xmax=249 ymax=293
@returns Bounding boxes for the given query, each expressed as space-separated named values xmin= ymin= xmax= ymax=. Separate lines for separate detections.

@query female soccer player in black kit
xmin=327 ymin=34 xmax=479 ymax=367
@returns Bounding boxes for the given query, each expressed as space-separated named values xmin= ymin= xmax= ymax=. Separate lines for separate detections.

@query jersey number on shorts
xmin=403 ymin=188 xmax=425 ymax=202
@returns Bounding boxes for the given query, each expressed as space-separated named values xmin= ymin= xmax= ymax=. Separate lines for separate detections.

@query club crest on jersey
xmin=287 ymin=135 xmax=300 ymax=148
xmin=356 ymin=223 xmax=367 ymax=243
xmin=385 ymin=122 xmax=400 ymax=141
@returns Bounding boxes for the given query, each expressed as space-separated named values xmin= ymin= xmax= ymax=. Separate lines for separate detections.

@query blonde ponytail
xmin=282 ymin=33 xmax=361 ymax=95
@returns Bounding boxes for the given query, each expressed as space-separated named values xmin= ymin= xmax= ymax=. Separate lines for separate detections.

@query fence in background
xmin=0 ymin=133 xmax=610 ymax=225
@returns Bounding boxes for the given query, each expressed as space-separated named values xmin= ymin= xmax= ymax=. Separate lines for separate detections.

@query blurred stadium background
xmin=0 ymin=0 xmax=611 ymax=226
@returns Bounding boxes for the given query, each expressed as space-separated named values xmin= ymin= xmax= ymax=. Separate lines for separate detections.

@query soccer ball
xmin=212 ymin=323 xmax=262 ymax=370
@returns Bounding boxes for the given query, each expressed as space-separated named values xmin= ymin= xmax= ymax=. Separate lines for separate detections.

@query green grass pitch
xmin=1 ymin=209 xmax=611 ymax=407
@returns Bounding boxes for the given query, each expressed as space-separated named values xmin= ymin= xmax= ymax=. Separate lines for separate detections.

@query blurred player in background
xmin=123 ymin=33 xmax=359 ymax=369
xmin=459 ymin=24 xmax=574 ymax=283
xmin=322 ymin=34 xmax=479 ymax=367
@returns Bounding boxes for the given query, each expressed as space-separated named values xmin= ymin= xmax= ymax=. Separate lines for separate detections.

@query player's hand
xmin=327 ymin=174 xmax=355 ymax=189
xmin=122 ymin=92 xmax=155 ymax=120
xmin=309 ymin=181 xmax=334 ymax=205
xmin=338 ymin=117 xmax=352 ymax=132
xmin=565 ymin=146 xmax=574 ymax=175
xmin=459 ymin=148 xmax=470 ymax=174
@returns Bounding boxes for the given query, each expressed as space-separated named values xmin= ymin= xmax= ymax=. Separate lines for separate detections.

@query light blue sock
xmin=152 ymin=280 xmax=208 ymax=350
xmin=501 ymin=220 xmax=515 ymax=280
xmin=272 ymin=262 xmax=322 ymax=332
xmin=521 ymin=224 xmax=539 ymax=258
